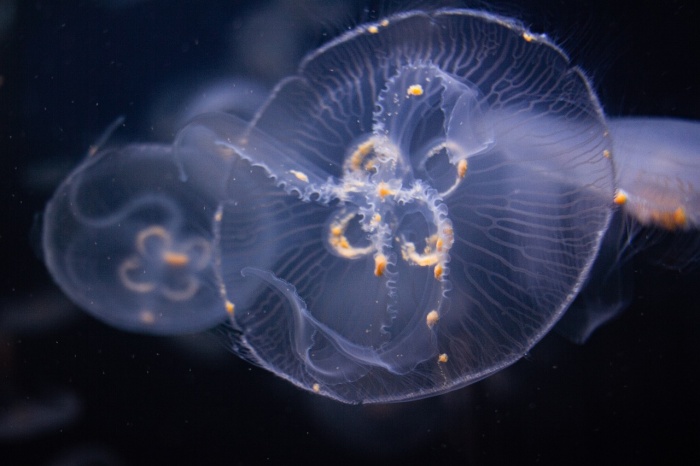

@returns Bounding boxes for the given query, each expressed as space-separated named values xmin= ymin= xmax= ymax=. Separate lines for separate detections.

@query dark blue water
xmin=1 ymin=1 xmax=698 ymax=464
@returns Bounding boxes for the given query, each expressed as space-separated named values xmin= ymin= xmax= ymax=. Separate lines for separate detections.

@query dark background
xmin=1 ymin=0 xmax=699 ymax=465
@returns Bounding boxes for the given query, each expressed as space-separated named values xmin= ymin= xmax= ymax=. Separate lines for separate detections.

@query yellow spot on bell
xmin=140 ymin=310 xmax=156 ymax=324
xmin=613 ymin=190 xmax=628 ymax=205
xmin=312 ymin=383 xmax=321 ymax=393
xmin=163 ymin=251 xmax=189 ymax=267
xmin=225 ymin=300 xmax=235 ymax=315
xmin=648 ymin=207 xmax=688 ymax=230
xmin=673 ymin=207 xmax=687 ymax=227
xmin=367 ymin=25 xmax=379 ymax=34
xmin=438 ymin=353 xmax=448 ymax=363
xmin=290 ymin=170 xmax=309 ymax=183
xmin=407 ymin=84 xmax=424 ymax=96
xmin=457 ymin=159 xmax=468 ymax=178
xmin=426 ymin=310 xmax=439 ymax=328
xmin=377 ymin=182 xmax=393 ymax=199
xmin=603 ymin=149 xmax=611 ymax=159
xmin=374 ymin=254 xmax=388 ymax=277
xmin=522 ymin=32 xmax=534 ymax=42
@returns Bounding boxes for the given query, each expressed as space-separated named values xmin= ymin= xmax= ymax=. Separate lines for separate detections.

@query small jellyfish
xmin=42 ymin=142 xmax=259 ymax=334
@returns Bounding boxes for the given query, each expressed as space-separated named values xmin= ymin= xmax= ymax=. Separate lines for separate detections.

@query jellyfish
xmin=41 ymin=9 xmax=699 ymax=403
xmin=43 ymin=144 xmax=229 ymax=334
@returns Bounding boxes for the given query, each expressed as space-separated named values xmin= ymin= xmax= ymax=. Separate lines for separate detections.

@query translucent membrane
xmin=174 ymin=9 xmax=614 ymax=402
xmin=42 ymin=144 xmax=230 ymax=334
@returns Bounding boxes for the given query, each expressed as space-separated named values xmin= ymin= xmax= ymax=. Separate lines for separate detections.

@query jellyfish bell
xmin=42 ymin=143 xmax=233 ymax=335
xmin=179 ymin=8 xmax=615 ymax=403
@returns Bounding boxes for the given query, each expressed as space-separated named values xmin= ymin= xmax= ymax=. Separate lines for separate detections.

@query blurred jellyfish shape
xmin=557 ymin=117 xmax=700 ymax=343
xmin=228 ymin=0 xmax=357 ymax=83
xmin=41 ymin=9 xmax=699 ymax=403
xmin=610 ymin=117 xmax=700 ymax=230
xmin=0 ymin=389 xmax=82 ymax=440
xmin=147 ymin=77 xmax=269 ymax=140
xmin=43 ymin=143 xmax=242 ymax=334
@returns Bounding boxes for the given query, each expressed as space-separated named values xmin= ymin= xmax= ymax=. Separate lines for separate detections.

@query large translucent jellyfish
xmin=42 ymin=9 xmax=699 ymax=403
xmin=178 ymin=9 xmax=615 ymax=402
